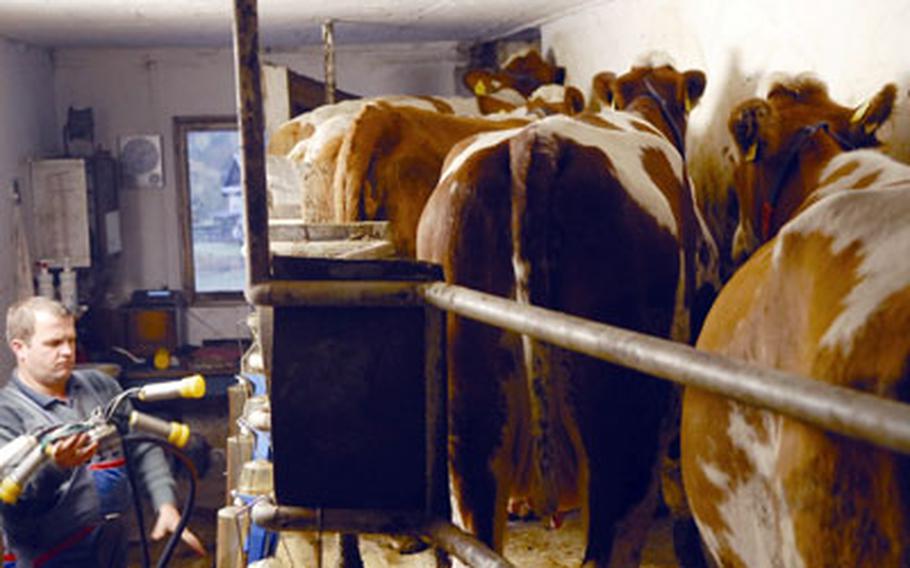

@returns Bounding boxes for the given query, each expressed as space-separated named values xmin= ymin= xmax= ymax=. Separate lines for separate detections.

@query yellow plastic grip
xmin=168 ymin=423 xmax=191 ymax=449
xmin=0 ymin=478 xmax=22 ymax=505
xmin=179 ymin=374 xmax=206 ymax=399
xmin=129 ymin=411 xmax=191 ymax=448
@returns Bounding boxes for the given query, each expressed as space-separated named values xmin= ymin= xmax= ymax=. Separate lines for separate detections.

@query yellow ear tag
xmin=744 ymin=142 xmax=758 ymax=162
xmin=685 ymin=94 xmax=693 ymax=113
xmin=474 ymin=81 xmax=487 ymax=96
xmin=851 ymin=98 xmax=870 ymax=124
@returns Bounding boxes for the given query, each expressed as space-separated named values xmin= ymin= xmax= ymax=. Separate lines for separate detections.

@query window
xmin=175 ymin=116 xmax=245 ymax=301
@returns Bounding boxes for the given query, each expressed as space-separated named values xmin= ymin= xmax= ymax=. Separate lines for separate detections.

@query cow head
xmin=474 ymin=84 xmax=586 ymax=117
xmin=592 ymin=65 xmax=706 ymax=155
xmin=463 ymin=49 xmax=566 ymax=99
xmin=729 ymin=79 xmax=896 ymax=264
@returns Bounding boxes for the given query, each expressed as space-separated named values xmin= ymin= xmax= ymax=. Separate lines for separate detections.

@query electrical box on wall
xmin=29 ymin=155 xmax=122 ymax=268
xmin=30 ymin=159 xmax=92 ymax=268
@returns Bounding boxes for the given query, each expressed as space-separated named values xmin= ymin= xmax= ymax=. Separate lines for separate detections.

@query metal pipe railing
xmin=251 ymin=502 xmax=514 ymax=568
xmin=419 ymin=282 xmax=910 ymax=455
xmin=423 ymin=519 xmax=515 ymax=568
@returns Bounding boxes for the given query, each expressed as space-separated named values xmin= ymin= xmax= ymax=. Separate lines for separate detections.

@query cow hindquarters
xmin=420 ymin=140 xmax=528 ymax=555
xmin=509 ymin=127 xmax=681 ymax=566
xmin=447 ymin=314 xmax=528 ymax=555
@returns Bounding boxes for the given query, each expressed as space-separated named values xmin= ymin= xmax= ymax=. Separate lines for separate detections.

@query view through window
xmin=176 ymin=117 xmax=244 ymax=297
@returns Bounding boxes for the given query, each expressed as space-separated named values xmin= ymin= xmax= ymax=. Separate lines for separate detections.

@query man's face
xmin=10 ymin=310 xmax=76 ymax=391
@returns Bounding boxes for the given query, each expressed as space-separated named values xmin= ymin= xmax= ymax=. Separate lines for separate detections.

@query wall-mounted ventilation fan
xmin=118 ymin=134 xmax=164 ymax=188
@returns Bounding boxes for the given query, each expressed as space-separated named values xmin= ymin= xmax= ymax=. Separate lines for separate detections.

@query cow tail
xmin=333 ymin=102 xmax=386 ymax=223
xmin=509 ymin=126 xmax=563 ymax=519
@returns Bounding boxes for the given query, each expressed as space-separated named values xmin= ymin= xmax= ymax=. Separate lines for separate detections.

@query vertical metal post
xmin=232 ymin=0 xmax=270 ymax=289
xmin=322 ymin=19 xmax=336 ymax=105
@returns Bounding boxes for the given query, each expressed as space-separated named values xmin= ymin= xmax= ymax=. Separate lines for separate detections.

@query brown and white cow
xmin=270 ymin=85 xmax=587 ymax=258
xmin=416 ymin=64 xmax=717 ymax=567
xmin=267 ymin=95 xmax=486 ymax=223
xmin=326 ymin=104 xmax=530 ymax=258
xmin=728 ymin=78 xmax=897 ymax=264
xmin=681 ymin=78 xmax=910 ymax=567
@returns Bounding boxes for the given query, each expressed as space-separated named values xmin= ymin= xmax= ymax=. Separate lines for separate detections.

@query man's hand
xmin=49 ymin=433 xmax=97 ymax=468
xmin=151 ymin=502 xmax=207 ymax=557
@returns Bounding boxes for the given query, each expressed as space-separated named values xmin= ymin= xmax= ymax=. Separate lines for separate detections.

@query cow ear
xmin=851 ymin=83 xmax=896 ymax=138
xmin=564 ymin=86 xmax=586 ymax=115
xmin=729 ymin=99 xmax=771 ymax=162
xmin=591 ymin=72 xmax=618 ymax=110
xmin=553 ymin=65 xmax=567 ymax=86
xmin=683 ymin=70 xmax=707 ymax=113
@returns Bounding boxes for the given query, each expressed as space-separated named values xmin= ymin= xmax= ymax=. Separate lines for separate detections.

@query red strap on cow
xmin=761 ymin=201 xmax=774 ymax=240
xmin=33 ymin=524 xmax=95 ymax=568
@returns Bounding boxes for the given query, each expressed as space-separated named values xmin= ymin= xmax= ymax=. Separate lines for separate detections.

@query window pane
xmin=187 ymin=129 xmax=245 ymax=293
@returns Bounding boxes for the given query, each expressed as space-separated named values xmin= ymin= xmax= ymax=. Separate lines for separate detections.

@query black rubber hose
xmin=123 ymin=435 xmax=198 ymax=568
xmin=121 ymin=435 xmax=151 ymax=568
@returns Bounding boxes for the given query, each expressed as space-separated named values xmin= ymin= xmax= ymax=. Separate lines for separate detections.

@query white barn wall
xmin=0 ymin=37 xmax=58 ymax=380
xmin=541 ymin=0 xmax=910 ymax=259
xmin=52 ymin=43 xmax=461 ymax=345
xmin=266 ymin=41 xmax=463 ymax=97
xmin=53 ymin=48 xmax=244 ymax=346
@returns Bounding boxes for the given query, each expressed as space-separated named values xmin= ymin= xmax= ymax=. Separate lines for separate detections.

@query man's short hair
xmin=5 ymin=297 xmax=73 ymax=346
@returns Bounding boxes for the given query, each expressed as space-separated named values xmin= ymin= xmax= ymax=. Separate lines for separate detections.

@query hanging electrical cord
xmin=122 ymin=433 xmax=152 ymax=568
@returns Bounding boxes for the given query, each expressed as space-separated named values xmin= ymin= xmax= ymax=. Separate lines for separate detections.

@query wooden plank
xmin=232 ymin=0 xmax=270 ymax=286
xmin=269 ymin=220 xmax=389 ymax=242
xmin=270 ymin=240 xmax=395 ymax=260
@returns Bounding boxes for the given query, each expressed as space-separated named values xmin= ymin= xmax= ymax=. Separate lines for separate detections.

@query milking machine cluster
xmin=0 ymin=374 xmax=207 ymax=568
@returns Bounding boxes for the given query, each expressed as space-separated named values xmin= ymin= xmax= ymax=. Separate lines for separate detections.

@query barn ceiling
xmin=0 ymin=0 xmax=605 ymax=50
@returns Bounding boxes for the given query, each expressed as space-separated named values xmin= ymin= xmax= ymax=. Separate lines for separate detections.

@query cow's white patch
xmin=814 ymin=150 xmax=909 ymax=198
xmin=671 ymin=250 xmax=690 ymax=343
xmin=529 ymin=84 xmax=568 ymax=105
xmin=501 ymin=47 xmax=535 ymax=69
xmin=488 ymin=87 xmax=527 ymax=107
xmin=439 ymin=128 xmax=524 ymax=186
xmin=535 ymin=113 xmax=681 ymax=234
xmin=448 ymin=473 xmax=472 ymax=568
xmin=512 ymin=256 xmax=531 ymax=298
xmin=772 ymin=151 xmax=910 ymax=354
xmin=449 ymin=475 xmax=467 ymax=532
xmin=698 ymin=404 xmax=805 ymax=568
xmin=700 ymin=460 xmax=730 ymax=490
